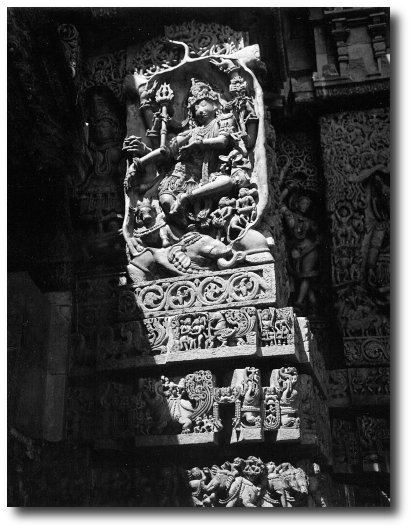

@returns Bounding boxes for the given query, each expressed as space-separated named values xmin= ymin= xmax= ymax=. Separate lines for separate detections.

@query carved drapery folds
xmin=320 ymin=108 xmax=389 ymax=366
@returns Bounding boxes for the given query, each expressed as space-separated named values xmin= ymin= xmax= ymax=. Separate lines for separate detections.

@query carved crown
xmin=187 ymin=78 xmax=219 ymax=109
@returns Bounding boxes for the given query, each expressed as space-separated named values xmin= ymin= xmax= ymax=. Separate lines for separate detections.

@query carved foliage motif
xmin=79 ymin=21 xmax=248 ymax=101
xmin=165 ymin=21 xmax=248 ymax=57
xmin=274 ymin=132 xmax=321 ymax=194
xmin=93 ymin=371 xmax=220 ymax=438
xmin=80 ymin=50 xmax=127 ymax=102
xmin=134 ymin=265 xmax=275 ymax=316
xmin=343 ymin=336 xmax=390 ymax=365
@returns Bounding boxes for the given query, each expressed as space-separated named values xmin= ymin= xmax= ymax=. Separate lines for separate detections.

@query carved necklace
xmin=195 ymin=118 xmax=217 ymax=138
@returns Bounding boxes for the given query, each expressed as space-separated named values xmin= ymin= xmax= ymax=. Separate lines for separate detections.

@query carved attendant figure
xmin=280 ymin=180 xmax=321 ymax=313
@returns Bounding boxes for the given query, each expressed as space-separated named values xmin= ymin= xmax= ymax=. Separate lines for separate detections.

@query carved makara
xmin=134 ymin=370 xmax=220 ymax=436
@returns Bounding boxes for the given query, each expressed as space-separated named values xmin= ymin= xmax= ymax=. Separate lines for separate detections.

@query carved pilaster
xmin=367 ymin=12 xmax=389 ymax=75
xmin=330 ymin=18 xmax=350 ymax=77
xmin=320 ymin=108 xmax=390 ymax=368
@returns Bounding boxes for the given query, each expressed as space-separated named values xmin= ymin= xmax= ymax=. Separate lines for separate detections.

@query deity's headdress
xmin=187 ymin=78 xmax=220 ymax=110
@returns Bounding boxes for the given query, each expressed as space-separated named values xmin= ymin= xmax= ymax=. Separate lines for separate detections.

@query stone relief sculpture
xmin=280 ymin=178 xmax=322 ymax=315
xmin=72 ymin=86 xmax=125 ymax=260
xmin=186 ymin=456 xmax=314 ymax=507
xmin=133 ymin=370 xmax=221 ymax=437
xmin=320 ymin=108 xmax=390 ymax=366
xmin=121 ymin=43 xmax=273 ymax=282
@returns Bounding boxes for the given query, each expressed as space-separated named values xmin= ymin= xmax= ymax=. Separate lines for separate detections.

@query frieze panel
xmin=68 ymin=366 xmax=329 ymax=452
xmin=348 ymin=367 xmax=390 ymax=405
xmin=95 ymin=307 xmax=326 ymax=370
xmin=131 ymin=264 xmax=276 ymax=317
xmin=169 ymin=307 xmax=257 ymax=362
xmin=83 ymin=456 xmax=332 ymax=507
xmin=343 ymin=336 xmax=390 ymax=365
xmin=188 ymin=457 xmax=311 ymax=508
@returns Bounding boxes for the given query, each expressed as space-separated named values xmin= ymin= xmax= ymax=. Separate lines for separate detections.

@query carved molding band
xmin=130 ymin=264 xmax=277 ymax=317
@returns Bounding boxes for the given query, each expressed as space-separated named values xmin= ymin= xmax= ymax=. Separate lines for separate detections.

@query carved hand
xmin=177 ymin=138 xmax=203 ymax=159
xmin=125 ymin=236 xmax=143 ymax=258
xmin=123 ymin=135 xmax=152 ymax=159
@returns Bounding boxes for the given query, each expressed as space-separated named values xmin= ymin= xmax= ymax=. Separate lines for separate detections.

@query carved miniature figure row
xmin=89 ymin=306 xmax=295 ymax=369
xmin=66 ymin=366 xmax=331 ymax=457
xmin=70 ymin=308 xmax=328 ymax=383
xmin=327 ymin=366 xmax=390 ymax=408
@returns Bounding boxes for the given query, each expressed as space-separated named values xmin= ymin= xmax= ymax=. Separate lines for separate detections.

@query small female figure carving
xmin=280 ymin=178 xmax=322 ymax=313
